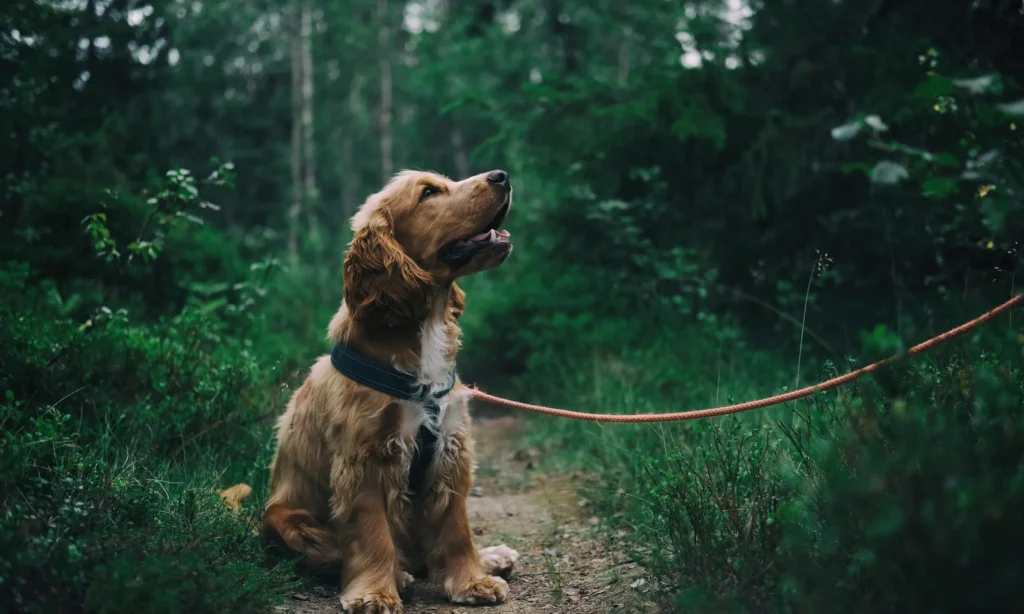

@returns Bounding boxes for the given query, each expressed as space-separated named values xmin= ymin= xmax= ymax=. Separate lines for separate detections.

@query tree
xmin=377 ymin=0 xmax=393 ymax=184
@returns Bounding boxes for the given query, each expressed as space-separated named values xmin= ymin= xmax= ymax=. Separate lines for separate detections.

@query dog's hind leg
xmin=262 ymin=502 xmax=344 ymax=573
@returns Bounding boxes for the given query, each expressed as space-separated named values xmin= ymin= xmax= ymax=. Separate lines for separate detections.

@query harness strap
xmin=330 ymin=343 xmax=456 ymax=496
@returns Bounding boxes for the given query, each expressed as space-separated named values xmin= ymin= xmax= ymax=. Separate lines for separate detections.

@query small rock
xmin=473 ymin=526 xmax=484 ymax=536
xmin=470 ymin=486 xmax=484 ymax=497
xmin=512 ymin=447 xmax=538 ymax=460
xmin=630 ymin=578 xmax=646 ymax=589
xmin=587 ymin=516 xmax=599 ymax=525
xmin=312 ymin=586 xmax=333 ymax=598
xmin=292 ymin=593 xmax=310 ymax=601
xmin=505 ymin=511 xmax=515 ymax=517
xmin=513 ymin=447 xmax=542 ymax=469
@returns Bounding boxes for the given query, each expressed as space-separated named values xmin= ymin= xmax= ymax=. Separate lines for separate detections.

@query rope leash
xmin=468 ymin=294 xmax=1022 ymax=423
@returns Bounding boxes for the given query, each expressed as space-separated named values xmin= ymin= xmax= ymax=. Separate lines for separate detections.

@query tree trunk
xmin=287 ymin=0 xmax=303 ymax=261
xmin=82 ymin=0 xmax=97 ymax=72
xmin=548 ymin=0 xmax=578 ymax=75
xmin=341 ymin=74 xmax=364 ymax=219
xmin=444 ymin=0 xmax=474 ymax=179
xmin=617 ymin=29 xmax=631 ymax=86
xmin=377 ymin=0 xmax=393 ymax=184
xmin=451 ymin=126 xmax=469 ymax=179
xmin=301 ymin=0 xmax=319 ymax=243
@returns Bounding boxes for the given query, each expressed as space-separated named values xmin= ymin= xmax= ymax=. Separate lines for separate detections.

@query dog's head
xmin=344 ymin=170 xmax=513 ymax=325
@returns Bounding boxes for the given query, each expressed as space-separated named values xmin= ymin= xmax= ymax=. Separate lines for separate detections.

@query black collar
xmin=329 ymin=343 xmax=456 ymax=496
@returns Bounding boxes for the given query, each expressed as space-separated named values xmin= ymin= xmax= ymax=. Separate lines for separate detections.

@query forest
xmin=2 ymin=0 xmax=1023 ymax=612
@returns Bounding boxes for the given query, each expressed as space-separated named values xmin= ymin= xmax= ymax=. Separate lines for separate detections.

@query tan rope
xmin=469 ymin=295 xmax=1022 ymax=423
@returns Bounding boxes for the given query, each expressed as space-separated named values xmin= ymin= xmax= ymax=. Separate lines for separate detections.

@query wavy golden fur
xmin=262 ymin=169 xmax=518 ymax=613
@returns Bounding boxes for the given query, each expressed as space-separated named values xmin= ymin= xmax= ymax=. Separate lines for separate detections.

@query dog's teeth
xmin=489 ymin=229 xmax=496 ymax=240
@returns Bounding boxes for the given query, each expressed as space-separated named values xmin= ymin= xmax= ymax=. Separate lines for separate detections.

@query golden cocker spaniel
xmin=263 ymin=169 xmax=519 ymax=613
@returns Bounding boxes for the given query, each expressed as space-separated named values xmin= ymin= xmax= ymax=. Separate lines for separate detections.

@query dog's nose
xmin=487 ymin=170 xmax=510 ymax=189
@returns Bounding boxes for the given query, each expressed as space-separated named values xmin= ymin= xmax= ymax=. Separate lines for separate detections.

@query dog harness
xmin=330 ymin=343 xmax=456 ymax=496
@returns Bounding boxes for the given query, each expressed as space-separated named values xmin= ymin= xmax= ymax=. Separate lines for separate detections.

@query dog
xmin=262 ymin=169 xmax=519 ymax=613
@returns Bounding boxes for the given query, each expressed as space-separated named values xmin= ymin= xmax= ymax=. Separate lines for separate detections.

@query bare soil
xmin=276 ymin=416 xmax=657 ymax=614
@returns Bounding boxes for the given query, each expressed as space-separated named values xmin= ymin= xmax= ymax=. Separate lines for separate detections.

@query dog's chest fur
xmin=398 ymin=293 xmax=466 ymax=444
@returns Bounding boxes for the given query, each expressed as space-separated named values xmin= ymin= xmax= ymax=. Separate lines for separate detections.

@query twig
xmin=795 ymin=264 xmax=815 ymax=389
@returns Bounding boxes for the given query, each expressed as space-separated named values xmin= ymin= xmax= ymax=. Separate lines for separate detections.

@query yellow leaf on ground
xmin=218 ymin=483 xmax=252 ymax=513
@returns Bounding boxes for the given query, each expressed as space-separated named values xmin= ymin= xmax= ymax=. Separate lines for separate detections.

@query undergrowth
xmin=471 ymin=308 xmax=1024 ymax=612
xmin=0 ymin=167 xmax=328 ymax=613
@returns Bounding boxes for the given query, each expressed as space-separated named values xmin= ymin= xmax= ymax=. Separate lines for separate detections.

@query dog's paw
xmin=479 ymin=544 xmax=519 ymax=578
xmin=395 ymin=570 xmax=415 ymax=592
xmin=340 ymin=590 xmax=403 ymax=614
xmin=447 ymin=574 xmax=509 ymax=605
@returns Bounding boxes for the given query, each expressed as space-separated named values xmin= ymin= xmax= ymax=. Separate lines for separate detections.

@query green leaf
xmin=921 ymin=176 xmax=959 ymax=198
xmin=996 ymin=99 xmax=1024 ymax=116
xmin=913 ymin=74 xmax=953 ymax=99
xmin=952 ymin=74 xmax=1001 ymax=95
xmin=870 ymin=160 xmax=909 ymax=185
xmin=841 ymin=162 xmax=873 ymax=176
xmin=831 ymin=121 xmax=862 ymax=141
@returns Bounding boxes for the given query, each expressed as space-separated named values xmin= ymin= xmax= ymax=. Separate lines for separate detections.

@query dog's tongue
xmin=469 ymin=228 xmax=511 ymax=242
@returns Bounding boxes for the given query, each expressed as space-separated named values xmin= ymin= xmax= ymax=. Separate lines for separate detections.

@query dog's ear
xmin=344 ymin=209 xmax=432 ymax=326
xmin=448 ymin=282 xmax=466 ymax=322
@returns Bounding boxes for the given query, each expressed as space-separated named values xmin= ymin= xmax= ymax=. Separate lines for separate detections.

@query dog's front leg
xmin=336 ymin=464 xmax=404 ymax=614
xmin=423 ymin=437 xmax=509 ymax=605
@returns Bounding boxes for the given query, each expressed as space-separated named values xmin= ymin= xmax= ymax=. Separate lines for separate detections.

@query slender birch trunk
xmin=287 ymin=0 xmax=303 ymax=261
xmin=301 ymin=0 xmax=318 ymax=243
xmin=341 ymin=74 xmax=364 ymax=219
xmin=377 ymin=0 xmax=393 ymax=184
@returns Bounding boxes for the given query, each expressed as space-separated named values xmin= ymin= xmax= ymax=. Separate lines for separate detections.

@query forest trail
xmin=277 ymin=416 xmax=656 ymax=614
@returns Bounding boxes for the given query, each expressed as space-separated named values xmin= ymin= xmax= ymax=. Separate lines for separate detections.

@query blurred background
xmin=2 ymin=1 xmax=1023 ymax=613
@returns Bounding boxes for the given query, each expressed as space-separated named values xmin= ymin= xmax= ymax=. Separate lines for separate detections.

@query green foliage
xmin=498 ymin=314 xmax=1024 ymax=612
xmin=773 ymin=343 xmax=1024 ymax=612
xmin=3 ymin=0 xmax=1024 ymax=612
xmin=0 ymin=246 xmax=300 ymax=613
xmin=0 ymin=157 xmax=313 ymax=611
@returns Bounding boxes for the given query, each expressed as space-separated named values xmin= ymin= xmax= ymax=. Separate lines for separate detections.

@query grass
xmin=0 ymin=263 xmax=305 ymax=613
xmin=477 ymin=314 xmax=1024 ymax=612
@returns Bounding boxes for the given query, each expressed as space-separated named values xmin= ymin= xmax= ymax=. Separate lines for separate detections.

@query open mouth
xmin=438 ymin=200 xmax=512 ymax=266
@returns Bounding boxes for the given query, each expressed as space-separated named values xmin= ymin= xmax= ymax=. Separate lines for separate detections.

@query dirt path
xmin=278 ymin=416 xmax=655 ymax=614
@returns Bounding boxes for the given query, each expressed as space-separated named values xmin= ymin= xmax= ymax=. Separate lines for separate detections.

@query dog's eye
xmin=420 ymin=185 xmax=439 ymax=201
